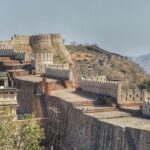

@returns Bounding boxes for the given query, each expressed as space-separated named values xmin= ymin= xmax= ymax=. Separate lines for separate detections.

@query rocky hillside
xmin=66 ymin=44 xmax=147 ymax=87
xmin=133 ymin=54 xmax=150 ymax=73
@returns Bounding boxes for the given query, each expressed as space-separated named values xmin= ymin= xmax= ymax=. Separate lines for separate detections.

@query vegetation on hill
xmin=139 ymin=80 xmax=150 ymax=91
xmin=66 ymin=44 xmax=147 ymax=87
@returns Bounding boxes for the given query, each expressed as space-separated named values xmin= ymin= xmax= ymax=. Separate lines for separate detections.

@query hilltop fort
xmin=0 ymin=33 xmax=149 ymax=150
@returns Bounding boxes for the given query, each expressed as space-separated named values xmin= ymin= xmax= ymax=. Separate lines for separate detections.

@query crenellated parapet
xmin=79 ymin=77 xmax=120 ymax=99
xmin=45 ymin=64 xmax=73 ymax=80
xmin=78 ymin=77 xmax=144 ymax=105
xmin=0 ymin=49 xmax=27 ymax=60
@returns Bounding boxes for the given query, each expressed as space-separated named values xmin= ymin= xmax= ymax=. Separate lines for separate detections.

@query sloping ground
xmin=66 ymin=44 xmax=147 ymax=86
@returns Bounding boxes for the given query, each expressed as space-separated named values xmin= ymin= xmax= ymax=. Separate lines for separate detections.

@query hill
xmin=66 ymin=44 xmax=147 ymax=87
xmin=133 ymin=53 xmax=150 ymax=73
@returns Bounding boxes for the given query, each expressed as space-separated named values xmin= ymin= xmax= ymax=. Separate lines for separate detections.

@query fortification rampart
xmin=78 ymin=77 xmax=143 ymax=104
xmin=12 ymin=76 xmax=150 ymax=150
xmin=45 ymin=64 xmax=73 ymax=80
xmin=79 ymin=77 xmax=119 ymax=99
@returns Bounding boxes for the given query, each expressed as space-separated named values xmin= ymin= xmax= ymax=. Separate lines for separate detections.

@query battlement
xmin=0 ymin=49 xmax=27 ymax=60
xmin=45 ymin=64 xmax=73 ymax=80
xmin=79 ymin=77 xmax=119 ymax=99
xmin=78 ymin=77 xmax=144 ymax=106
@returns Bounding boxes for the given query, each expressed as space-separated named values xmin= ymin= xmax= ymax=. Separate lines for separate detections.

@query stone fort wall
xmin=11 ymin=35 xmax=30 ymax=45
xmin=0 ymin=33 xmax=71 ymax=63
xmin=12 ymin=77 xmax=150 ymax=150
xmin=79 ymin=77 xmax=143 ymax=104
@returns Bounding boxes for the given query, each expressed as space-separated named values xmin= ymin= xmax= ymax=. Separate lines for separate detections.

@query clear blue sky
xmin=0 ymin=0 xmax=150 ymax=56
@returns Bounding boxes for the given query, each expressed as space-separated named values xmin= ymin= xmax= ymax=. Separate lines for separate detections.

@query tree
xmin=0 ymin=114 xmax=45 ymax=150
xmin=139 ymin=80 xmax=150 ymax=91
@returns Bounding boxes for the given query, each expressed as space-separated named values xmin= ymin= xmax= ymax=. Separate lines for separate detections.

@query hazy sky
xmin=0 ymin=0 xmax=150 ymax=56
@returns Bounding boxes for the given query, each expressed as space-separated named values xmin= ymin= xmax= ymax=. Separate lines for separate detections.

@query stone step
xmin=77 ymin=106 xmax=117 ymax=113
xmin=73 ymin=101 xmax=99 ymax=107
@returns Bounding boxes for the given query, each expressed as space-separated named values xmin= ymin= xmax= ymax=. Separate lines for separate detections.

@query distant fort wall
xmin=0 ymin=33 xmax=71 ymax=63
xmin=11 ymin=34 xmax=30 ymax=45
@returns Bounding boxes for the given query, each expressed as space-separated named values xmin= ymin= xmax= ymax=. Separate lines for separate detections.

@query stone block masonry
xmin=12 ymin=75 xmax=150 ymax=150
